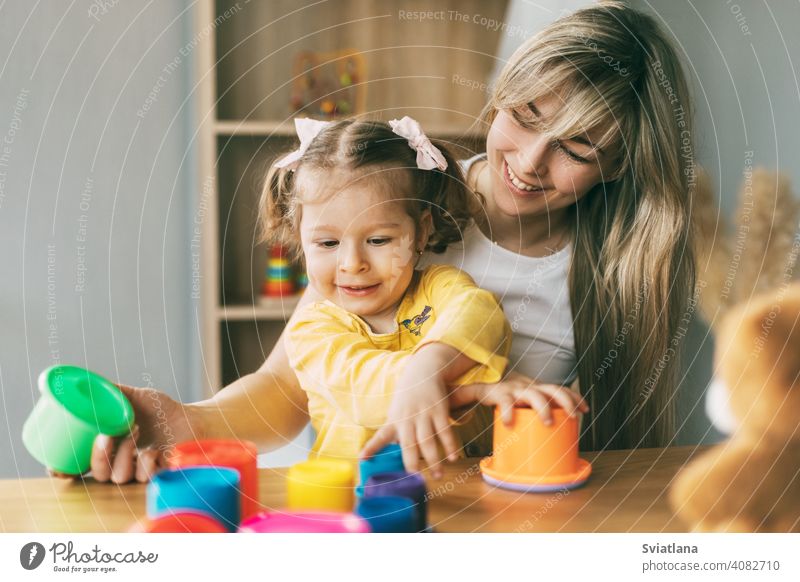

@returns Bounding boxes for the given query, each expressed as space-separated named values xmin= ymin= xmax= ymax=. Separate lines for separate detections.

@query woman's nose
xmin=338 ymin=243 xmax=368 ymax=273
xmin=517 ymin=133 xmax=551 ymax=178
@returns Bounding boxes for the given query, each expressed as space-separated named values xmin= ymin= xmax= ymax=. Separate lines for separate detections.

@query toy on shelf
xmin=296 ymin=271 xmax=308 ymax=292
xmin=290 ymin=49 xmax=367 ymax=119
xmin=239 ymin=511 xmax=370 ymax=533
xmin=262 ymin=244 xmax=295 ymax=298
xmin=147 ymin=466 xmax=241 ymax=532
xmin=168 ymin=439 xmax=260 ymax=520
xmin=286 ymin=458 xmax=355 ymax=512
xmin=22 ymin=365 xmax=135 ymax=475
xmin=480 ymin=405 xmax=592 ymax=493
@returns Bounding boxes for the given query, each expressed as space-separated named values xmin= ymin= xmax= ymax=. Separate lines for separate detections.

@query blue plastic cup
xmin=364 ymin=471 xmax=427 ymax=532
xmin=147 ymin=466 xmax=241 ymax=532
xmin=356 ymin=496 xmax=417 ymax=533
xmin=356 ymin=443 xmax=404 ymax=497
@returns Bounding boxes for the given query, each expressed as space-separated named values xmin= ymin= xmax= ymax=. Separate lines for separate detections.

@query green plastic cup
xmin=22 ymin=365 xmax=135 ymax=475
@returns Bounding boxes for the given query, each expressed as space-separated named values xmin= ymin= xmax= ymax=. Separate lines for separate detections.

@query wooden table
xmin=0 ymin=446 xmax=704 ymax=532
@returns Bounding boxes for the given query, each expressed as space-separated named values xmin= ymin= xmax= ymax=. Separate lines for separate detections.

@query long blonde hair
xmin=488 ymin=2 xmax=696 ymax=449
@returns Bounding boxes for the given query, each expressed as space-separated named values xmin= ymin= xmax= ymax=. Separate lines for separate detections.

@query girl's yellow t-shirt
xmin=285 ymin=264 xmax=511 ymax=461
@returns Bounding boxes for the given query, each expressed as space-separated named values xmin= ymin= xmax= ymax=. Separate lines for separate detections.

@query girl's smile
xmin=298 ymin=180 xmax=430 ymax=332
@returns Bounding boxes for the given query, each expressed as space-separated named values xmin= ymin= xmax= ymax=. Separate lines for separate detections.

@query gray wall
xmin=0 ymin=1 xmax=199 ymax=478
xmin=627 ymin=1 xmax=800 ymax=444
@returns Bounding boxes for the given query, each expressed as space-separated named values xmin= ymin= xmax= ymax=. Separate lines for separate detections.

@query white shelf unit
xmin=195 ymin=0 xmax=506 ymax=398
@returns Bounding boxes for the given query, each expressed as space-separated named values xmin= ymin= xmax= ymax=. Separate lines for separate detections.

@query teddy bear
xmin=669 ymin=282 xmax=800 ymax=532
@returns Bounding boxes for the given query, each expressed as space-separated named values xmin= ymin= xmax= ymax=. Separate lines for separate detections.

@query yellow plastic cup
xmin=286 ymin=458 xmax=355 ymax=512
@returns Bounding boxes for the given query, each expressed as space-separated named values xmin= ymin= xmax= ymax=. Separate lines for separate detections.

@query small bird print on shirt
xmin=401 ymin=306 xmax=432 ymax=336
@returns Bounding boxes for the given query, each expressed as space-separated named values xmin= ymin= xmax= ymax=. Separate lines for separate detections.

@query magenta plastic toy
xmin=238 ymin=511 xmax=371 ymax=533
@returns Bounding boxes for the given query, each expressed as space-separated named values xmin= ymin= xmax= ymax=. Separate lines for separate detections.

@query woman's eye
xmin=368 ymin=237 xmax=392 ymax=246
xmin=512 ymin=106 xmax=535 ymax=125
xmin=317 ymin=240 xmax=339 ymax=249
xmin=552 ymin=140 xmax=590 ymax=164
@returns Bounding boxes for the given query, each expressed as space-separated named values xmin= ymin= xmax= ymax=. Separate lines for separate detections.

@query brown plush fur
xmin=669 ymin=284 xmax=800 ymax=532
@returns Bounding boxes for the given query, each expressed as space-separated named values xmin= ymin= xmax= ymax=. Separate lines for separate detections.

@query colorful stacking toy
xmin=480 ymin=405 xmax=592 ymax=492
xmin=239 ymin=511 xmax=370 ymax=533
xmin=356 ymin=443 xmax=405 ymax=497
xmin=22 ymin=365 xmax=135 ymax=475
xmin=168 ymin=439 xmax=260 ymax=519
xmin=133 ymin=511 xmax=228 ymax=533
xmin=262 ymin=244 xmax=295 ymax=297
xmin=356 ymin=496 xmax=418 ymax=533
xmin=147 ymin=466 xmax=241 ymax=532
xmin=286 ymin=458 xmax=355 ymax=512
xmin=363 ymin=471 xmax=428 ymax=532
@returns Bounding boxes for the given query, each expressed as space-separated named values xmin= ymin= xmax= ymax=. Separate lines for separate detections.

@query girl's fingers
xmin=397 ymin=424 xmax=421 ymax=473
xmin=521 ymin=389 xmax=553 ymax=425
xmin=415 ymin=420 xmax=442 ymax=479
xmin=432 ymin=414 xmax=460 ymax=463
xmin=538 ymin=384 xmax=583 ymax=417
xmin=90 ymin=434 xmax=116 ymax=482
xmin=110 ymin=436 xmax=137 ymax=484
xmin=359 ymin=425 xmax=396 ymax=459
xmin=497 ymin=393 xmax=515 ymax=425
xmin=135 ymin=449 xmax=161 ymax=483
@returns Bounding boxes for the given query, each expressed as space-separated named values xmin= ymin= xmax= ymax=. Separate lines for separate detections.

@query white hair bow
xmin=274 ymin=118 xmax=334 ymax=169
xmin=388 ymin=116 xmax=448 ymax=171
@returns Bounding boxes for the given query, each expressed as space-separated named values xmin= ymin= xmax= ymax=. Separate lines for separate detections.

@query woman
xmin=87 ymin=1 xmax=695 ymax=483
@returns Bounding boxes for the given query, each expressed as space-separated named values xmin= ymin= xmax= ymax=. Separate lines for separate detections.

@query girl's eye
xmin=551 ymin=140 xmax=590 ymax=164
xmin=316 ymin=240 xmax=339 ymax=249
xmin=368 ymin=237 xmax=392 ymax=246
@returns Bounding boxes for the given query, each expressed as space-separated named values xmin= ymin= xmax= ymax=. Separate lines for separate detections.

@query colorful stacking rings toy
xmin=286 ymin=458 xmax=355 ymax=512
xmin=356 ymin=496 xmax=418 ymax=533
xmin=168 ymin=439 xmax=260 ymax=519
xmin=239 ymin=511 xmax=370 ymax=533
xmin=147 ymin=466 xmax=241 ymax=532
xmin=480 ymin=405 xmax=592 ymax=492
xmin=356 ymin=443 xmax=405 ymax=497
xmin=22 ymin=365 xmax=135 ymax=475
xmin=363 ymin=471 xmax=427 ymax=532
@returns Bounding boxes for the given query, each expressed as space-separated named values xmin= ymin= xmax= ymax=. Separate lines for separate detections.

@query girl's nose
xmin=338 ymin=243 xmax=368 ymax=273
xmin=517 ymin=133 xmax=550 ymax=179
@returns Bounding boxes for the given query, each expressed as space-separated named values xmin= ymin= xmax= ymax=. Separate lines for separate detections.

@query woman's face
xmin=485 ymin=95 xmax=620 ymax=219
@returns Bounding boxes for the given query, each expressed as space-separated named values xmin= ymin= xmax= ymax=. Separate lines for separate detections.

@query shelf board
xmin=214 ymin=119 xmax=483 ymax=139
xmin=219 ymin=295 xmax=301 ymax=321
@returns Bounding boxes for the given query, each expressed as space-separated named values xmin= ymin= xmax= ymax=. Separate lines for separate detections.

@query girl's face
xmin=298 ymin=180 xmax=430 ymax=330
xmin=486 ymin=95 xmax=620 ymax=220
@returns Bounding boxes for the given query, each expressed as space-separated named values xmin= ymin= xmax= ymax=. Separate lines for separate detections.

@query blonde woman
xmin=83 ymin=1 xmax=695 ymax=483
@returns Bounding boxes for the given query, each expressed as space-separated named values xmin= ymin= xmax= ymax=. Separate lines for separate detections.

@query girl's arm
xmin=87 ymin=288 xmax=322 ymax=483
xmin=361 ymin=266 xmax=512 ymax=474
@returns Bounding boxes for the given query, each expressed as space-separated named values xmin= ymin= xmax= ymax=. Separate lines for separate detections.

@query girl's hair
xmin=488 ymin=1 xmax=696 ymax=450
xmin=258 ymin=119 xmax=481 ymax=261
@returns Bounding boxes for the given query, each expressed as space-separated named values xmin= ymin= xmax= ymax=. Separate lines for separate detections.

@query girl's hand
xmin=360 ymin=349 xmax=463 ymax=478
xmin=450 ymin=371 xmax=589 ymax=425
xmin=49 ymin=384 xmax=197 ymax=484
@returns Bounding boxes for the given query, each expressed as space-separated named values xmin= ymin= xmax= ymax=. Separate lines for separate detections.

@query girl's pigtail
xmin=257 ymin=160 xmax=300 ymax=258
xmin=424 ymin=141 xmax=484 ymax=253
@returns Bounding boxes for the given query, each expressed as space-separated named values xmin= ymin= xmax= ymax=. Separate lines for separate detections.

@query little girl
xmin=260 ymin=117 xmax=512 ymax=467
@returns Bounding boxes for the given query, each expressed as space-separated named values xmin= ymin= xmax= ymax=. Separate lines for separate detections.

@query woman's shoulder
xmin=458 ymin=153 xmax=488 ymax=190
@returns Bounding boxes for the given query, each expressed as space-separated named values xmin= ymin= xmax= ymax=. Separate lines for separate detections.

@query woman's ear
xmin=417 ymin=209 xmax=433 ymax=251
